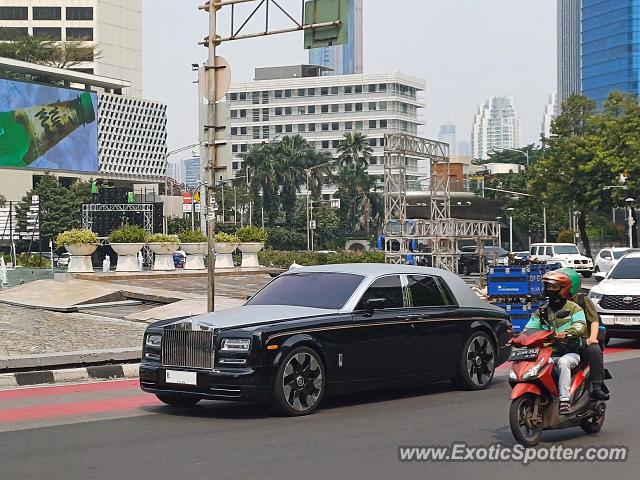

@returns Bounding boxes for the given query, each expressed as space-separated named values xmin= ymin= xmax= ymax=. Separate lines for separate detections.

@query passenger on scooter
xmin=524 ymin=271 xmax=587 ymax=415
xmin=560 ymin=268 xmax=610 ymax=401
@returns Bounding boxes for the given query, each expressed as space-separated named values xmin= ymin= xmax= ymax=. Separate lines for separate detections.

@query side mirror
xmin=365 ymin=298 xmax=386 ymax=313
xmin=594 ymin=272 xmax=605 ymax=282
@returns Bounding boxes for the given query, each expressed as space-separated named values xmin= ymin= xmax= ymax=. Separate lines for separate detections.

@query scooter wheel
xmin=509 ymin=393 xmax=543 ymax=447
xmin=581 ymin=412 xmax=605 ymax=434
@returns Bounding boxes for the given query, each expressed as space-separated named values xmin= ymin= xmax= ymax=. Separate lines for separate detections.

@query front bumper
xmin=599 ymin=312 xmax=640 ymax=338
xmin=139 ymin=364 xmax=272 ymax=403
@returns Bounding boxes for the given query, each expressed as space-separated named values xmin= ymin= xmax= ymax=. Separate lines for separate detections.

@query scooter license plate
xmin=509 ymin=348 xmax=539 ymax=361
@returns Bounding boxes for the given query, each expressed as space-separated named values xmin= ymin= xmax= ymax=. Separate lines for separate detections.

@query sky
xmin=143 ymin=0 xmax=557 ymax=160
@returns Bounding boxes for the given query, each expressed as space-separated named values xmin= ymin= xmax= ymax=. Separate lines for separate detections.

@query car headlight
xmin=588 ymin=291 xmax=604 ymax=302
xmin=522 ymin=358 xmax=547 ymax=380
xmin=145 ymin=334 xmax=162 ymax=348
xmin=220 ymin=338 xmax=251 ymax=352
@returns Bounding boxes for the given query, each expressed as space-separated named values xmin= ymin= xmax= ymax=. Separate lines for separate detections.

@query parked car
xmin=140 ymin=264 xmax=512 ymax=415
xmin=529 ymin=243 xmax=594 ymax=277
xmin=589 ymin=252 xmax=640 ymax=342
xmin=594 ymin=247 xmax=639 ymax=274
xmin=458 ymin=245 xmax=509 ymax=275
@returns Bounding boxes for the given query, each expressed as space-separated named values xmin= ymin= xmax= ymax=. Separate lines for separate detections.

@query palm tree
xmin=337 ymin=132 xmax=373 ymax=169
xmin=276 ymin=136 xmax=309 ymax=225
xmin=304 ymin=149 xmax=334 ymax=200
xmin=240 ymin=142 xmax=279 ymax=225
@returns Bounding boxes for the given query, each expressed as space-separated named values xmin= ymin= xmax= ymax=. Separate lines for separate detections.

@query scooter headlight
xmin=522 ymin=358 xmax=547 ymax=380
xmin=509 ymin=369 xmax=517 ymax=381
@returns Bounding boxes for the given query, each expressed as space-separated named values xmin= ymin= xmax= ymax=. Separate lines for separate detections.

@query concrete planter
xmin=110 ymin=243 xmax=145 ymax=272
xmin=181 ymin=242 xmax=207 ymax=270
xmin=214 ymin=242 xmax=239 ymax=269
xmin=239 ymin=242 xmax=264 ymax=268
xmin=148 ymin=242 xmax=179 ymax=271
xmin=65 ymin=244 xmax=98 ymax=273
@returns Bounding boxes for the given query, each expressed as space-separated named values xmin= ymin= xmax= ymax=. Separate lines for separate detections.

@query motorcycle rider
xmin=560 ymin=268 xmax=610 ymax=401
xmin=524 ymin=271 xmax=587 ymax=414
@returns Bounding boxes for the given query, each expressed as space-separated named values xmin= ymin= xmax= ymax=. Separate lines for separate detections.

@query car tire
xmin=155 ymin=393 xmax=201 ymax=407
xmin=454 ymin=331 xmax=496 ymax=391
xmin=594 ymin=266 xmax=600 ymax=273
xmin=271 ymin=346 xmax=325 ymax=416
xmin=581 ymin=272 xmax=592 ymax=278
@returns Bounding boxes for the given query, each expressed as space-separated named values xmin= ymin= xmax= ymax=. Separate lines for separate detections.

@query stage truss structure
xmin=383 ymin=133 xmax=499 ymax=273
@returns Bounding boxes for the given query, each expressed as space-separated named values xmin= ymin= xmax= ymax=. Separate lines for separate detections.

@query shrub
xmin=266 ymin=228 xmax=307 ymax=250
xmin=178 ymin=229 xmax=207 ymax=243
xmin=258 ymin=249 xmax=384 ymax=268
xmin=147 ymin=233 xmax=179 ymax=243
xmin=215 ymin=232 xmax=240 ymax=243
xmin=108 ymin=225 xmax=148 ymax=243
xmin=16 ymin=253 xmax=50 ymax=268
xmin=236 ymin=226 xmax=268 ymax=243
xmin=556 ymin=230 xmax=576 ymax=243
xmin=55 ymin=229 xmax=97 ymax=248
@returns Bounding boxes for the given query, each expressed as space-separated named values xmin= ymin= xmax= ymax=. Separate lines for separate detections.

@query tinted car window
xmin=407 ymin=275 xmax=451 ymax=307
xmin=545 ymin=247 xmax=552 ymax=255
xmin=608 ymin=258 xmax=640 ymax=279
xmin=247 ymin=272 xmax=364 ymax=309
xmin=554 ymin=245 xmax=579 ymax=254
xmin=613 ymin=249 xmax=639 ymax=259
xmin=356 ymin=275 xmax=404 ymax=310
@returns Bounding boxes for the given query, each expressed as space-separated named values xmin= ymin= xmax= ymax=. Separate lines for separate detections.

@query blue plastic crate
xmin=488 ymin=278 xmax=531 ymax=296
xmin=510 ymin=314 xmax=531 ymax=333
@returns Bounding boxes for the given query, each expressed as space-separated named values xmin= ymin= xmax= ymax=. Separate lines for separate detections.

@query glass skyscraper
xmin=557 ymin=0 xmax=582 ymax=108
xmin=581 ymin=0 xmax=640 ymax=104
xmin=308 ymin=0 xmax=362 ymax=75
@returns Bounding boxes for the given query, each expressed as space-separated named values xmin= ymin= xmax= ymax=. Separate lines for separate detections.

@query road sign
xmin=195 ymin=203 xmax=201 ymax=213
xmin=182 ymin=193 xmax=193 ymax=204
xmin=183 ymin=203 xmax=193 ymax=213
xmin=310 ymin=220 xmax=317 ymax=230
xmin=200 ymin=56 xmax=231 ymax=102
xmin=330 ymin=198 xmax=341 ymax=209
xmin=304 ymin=0 xmax=350 ymax=49
xmin=194 ymin=191 xmax=201 ymax=203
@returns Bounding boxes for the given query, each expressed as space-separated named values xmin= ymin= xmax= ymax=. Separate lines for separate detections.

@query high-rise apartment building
xmin=541 ymin=92 xmax=558 ymax=138
xmin=581 ymin=0 xmax=640 ymax=104
xmin=438 ymin=123 xmax=458 ymax=157
xmin=225 ymin=66 xmax=425 ymax=189
xmin=308 ymin=0 xmax=363 ymax=75
xmin=557 ymin=0 xmax=582 ymax=109
xmin=0 ymin=1 xmax=142 ymax=96
xmin=471 ymin=97 xmax=520 ymax=161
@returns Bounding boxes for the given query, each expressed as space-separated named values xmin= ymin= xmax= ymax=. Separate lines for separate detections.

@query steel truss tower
xmin=383 ymin=133 xmax=499 ymax=273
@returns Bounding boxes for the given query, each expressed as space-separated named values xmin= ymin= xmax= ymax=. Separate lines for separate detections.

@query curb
xmin=0 ymin=363 xmax=140 ymax=388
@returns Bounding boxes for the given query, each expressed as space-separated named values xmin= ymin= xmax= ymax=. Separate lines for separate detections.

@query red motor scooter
xmin=508 ymin=328 xmax=606 ymax=446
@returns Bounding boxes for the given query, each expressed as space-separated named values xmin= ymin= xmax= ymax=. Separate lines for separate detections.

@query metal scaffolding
xmin=383 ymin=133 xmax=499 ymax=273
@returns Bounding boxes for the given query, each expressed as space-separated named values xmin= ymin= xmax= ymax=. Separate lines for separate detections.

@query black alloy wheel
xmin=581 ymin=411 xmax=605 ymax=434
xmin=155 ymin=393 xmax=201 ymax=407
xmin=509 ymin=393 xmax=544 ymax=447
xmin=455 ymin=331 xmax=496 ymax=390
xmin=271 ymin=347 xmax=325 ymax=416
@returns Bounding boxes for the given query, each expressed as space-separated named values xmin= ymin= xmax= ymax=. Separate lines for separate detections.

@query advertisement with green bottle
xmin=0 ymin=78 xmax=98 ymax=172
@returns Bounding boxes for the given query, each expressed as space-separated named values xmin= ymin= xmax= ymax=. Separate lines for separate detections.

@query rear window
xmin=247 ymin=272 xmax=364 ymax=309
xmin=407 ymin=275 xmax=452 ymax=307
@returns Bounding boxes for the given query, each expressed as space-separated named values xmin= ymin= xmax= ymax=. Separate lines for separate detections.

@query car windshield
xmin=554 ymin=245 xmax=579 ymax=254
xmin=608 ymin=258 xmax=640 ymax=279
xmin=613 ymin=249 xmax=639 ymax=259
xmin=246 ymin=272 xmax=364 ymax=309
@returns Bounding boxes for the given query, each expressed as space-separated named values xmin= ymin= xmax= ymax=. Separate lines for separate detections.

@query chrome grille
xmin=162 ymin=329 xmax=214 ymax=369
xmin=600 ymin=295 xmax=640 ymax=311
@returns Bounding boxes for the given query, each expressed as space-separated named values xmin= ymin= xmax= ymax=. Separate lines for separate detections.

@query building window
xmin=66 ymin=28 xmax=93 ymax=40
xmin=344 ymin=86 xmax=353 ymax=94
xmin=0 ymin=27 xmax=28 ymax=40
xmin=298 ymin=106 xmax=306 ymax=115
xmin=332 ymin=140 xmax=339 ymax=149
xmin=331 ymin=86 xmax=339 ymax=95
xmin=321 ymin=123 xmax=329 ymax=131
xmin=380 ymin=101 xmax=388 ymax=110
xmin=275 ymin=107 xmax=283 ymax=116
xmin=345 ymin=121 xmax=353 ymax=130
xmin=239 ymin=109 xmax=246 ymax=118
xmin=355 ymin=103 xmax=363 ymax=112
xmin=308 ymin=105 xmax=316 ymax=114
xmin=252 ymin=109 xmax=260 ymax=121
xmin=229 ymin=93 xmax=238 ymax=101
xmin=276 ymin=125 xmax=283 ymax=133
xmin=355 ymin=85 xmax=363 ymax=94
xmin=368 ymin=84 xmax=377 ymax=93
xmin=284 ymin=89 xmax=292 ymax=98
xmin=66 ymin=7 xmax=93 ymax=21
xmin=321 ymin=87 xmax=329 ymax=96
xmin=369 ymin=139 xmax=376 ymax=146
xmin=33 ymin=27 xmax=61 ymax=40
xmin=253 ymin=127 xmax=261 ymax=139
xmin=345 ymin=104 xmax=353 ymax=112
xmin=322 ymin=141 xmax=330 ymax=149
xmin=284 ymin=106 xmax=292 ymax=115
xmin=331 ymin=122 xmax=339 ymax=131
xmin=232 ymin=161 xmax=240 ymax=170
xmin=239 ymin=92 xmax=247 ymax=101
xmin=263 ymin=126 xmax=269 ymax=138
xmin=241 ymin=127 xmax=247 ymax=135
xmin=380 ymin=120 xmax=388 ymax=128
xmin=379 ymin=83 xmax=387 ymax=92
xmin=285 ymin=124 xmax=292 ymax=133
xmin=275 ymin=90 xmax=283 ymax=98
xmin=369 ymin=102 xmax=377 ymax=111
xmin=307 ymin=88 xmax=315 ymax=96
xmin=0 ymin=7 xmax=28 ymax=20
xmin=298 ymin=89 xmax=306 ymax=97
xmin=251 ymin=91 xmax=260 ymax=104
xmin=231 ymin=127 xmax=238 ymax=135
xmin=33 ymin=7 xmax=61 ymax=20
xmin=299 ymin=124 xmax=306 ymax=133
xmin=309 ymin=123 xmax=316 ymax=132
xmin=232 ymin=145 xmax=238 ymax=152
xmin=241 ymin=144 xmax=248 ymax=152
xmin=331 ymin=104 xmax=339 ymax=113
xmin=321 ymin=105 xmax=329 ymax=113
xmin=369 ymin=120 xmax=377 ymax=129
xmin=356 ymin=121 xmax=363 ymax=130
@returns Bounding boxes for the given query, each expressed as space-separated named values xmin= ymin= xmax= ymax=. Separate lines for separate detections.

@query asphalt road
xmin=1 ymin=342 xmax=639 ymax=480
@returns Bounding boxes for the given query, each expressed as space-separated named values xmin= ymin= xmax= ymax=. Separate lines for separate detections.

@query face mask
xmin=545 ymin=288 xmax=564 ymax=308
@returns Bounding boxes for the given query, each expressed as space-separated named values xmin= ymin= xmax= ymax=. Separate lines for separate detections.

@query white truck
xmin=529 ymin=243 xmax=594 ymax=277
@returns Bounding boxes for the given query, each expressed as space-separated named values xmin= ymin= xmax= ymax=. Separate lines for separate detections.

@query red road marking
xmin=0 ymin=394 xmax=160 ymax=423
xmin=0 ymin=379 xmax=140 ymax=401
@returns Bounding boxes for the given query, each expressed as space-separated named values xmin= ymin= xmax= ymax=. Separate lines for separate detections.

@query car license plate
xmin=614 ymin=316 xmax=640 ymax=326
xmin=165 ymin=370 xmax=197 ymax=385
xmin=509 ymin=348 xmax=539 ymax=361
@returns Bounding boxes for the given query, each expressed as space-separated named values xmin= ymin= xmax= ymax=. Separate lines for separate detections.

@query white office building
xmin=0 ymin=1 xmax=142 ymax=96
xmin=541 ymin=92 xmax=558 ymax=138
xmin=471 ymin=96 xmax=520 ymax=161
xmin=226 ymin=65 xmax=425 ymax=190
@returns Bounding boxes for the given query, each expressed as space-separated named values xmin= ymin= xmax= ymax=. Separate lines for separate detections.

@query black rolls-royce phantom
xmin=140 ymin=264 xmax=512 ymax=416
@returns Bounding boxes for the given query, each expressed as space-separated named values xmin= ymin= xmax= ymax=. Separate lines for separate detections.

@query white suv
xmin=529 ymin=243 xmax=594 ymax=277
xmin=589 ymin=252 xmax=640 ymax=341
xmin=595 ymin=247 xmax=640 ymax=274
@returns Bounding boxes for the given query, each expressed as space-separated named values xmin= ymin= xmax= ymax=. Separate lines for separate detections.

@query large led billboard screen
xmin=0 ymin=78 xmax=98 ymax=172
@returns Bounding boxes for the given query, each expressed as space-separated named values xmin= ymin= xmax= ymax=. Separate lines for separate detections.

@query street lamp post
xmin=626 ymin=198 xmax=635 ymax=248
xmin=506 ymin=208 xmax=515 ymax=253
xmin=496 ymin=216 xmax=502 ymax=248
xmin=304 ymin=161 xmax=334 ymax=251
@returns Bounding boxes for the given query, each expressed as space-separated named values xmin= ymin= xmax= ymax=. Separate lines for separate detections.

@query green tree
xmin=241 ymin=142 xmax=280 ymax=225
xmin=0 ymin=35 xmax=99 ymax=69
xmin=276 ymin=135 xmax=311 ymax=225
xmin=337 ymin=132 xmax=373 ymax=168
xmin=16 ymin=173 xmax=92 ymax=245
